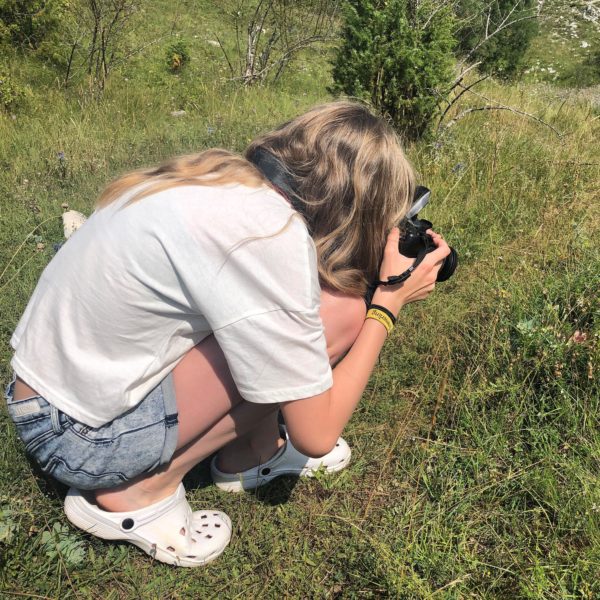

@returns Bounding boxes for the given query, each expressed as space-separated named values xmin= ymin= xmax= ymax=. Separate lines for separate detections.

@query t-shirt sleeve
xmin=212 ymin=307 xmax=333 ymax=403
xmin=174 ymin=186 xmax=333 ymax=403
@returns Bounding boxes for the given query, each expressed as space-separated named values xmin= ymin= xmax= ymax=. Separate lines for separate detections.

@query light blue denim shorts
xmin=4 ymin=373 xmax=179 ymax=490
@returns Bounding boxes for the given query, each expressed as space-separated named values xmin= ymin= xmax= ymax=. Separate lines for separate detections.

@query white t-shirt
xmin=10 ymin=183 xmax=333 ymax=427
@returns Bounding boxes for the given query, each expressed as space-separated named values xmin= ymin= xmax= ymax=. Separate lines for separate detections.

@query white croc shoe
xmin=211 ymin=428 xmax=351 ymax=493
xmin=64 ymin=484 xmax=231 ymax=567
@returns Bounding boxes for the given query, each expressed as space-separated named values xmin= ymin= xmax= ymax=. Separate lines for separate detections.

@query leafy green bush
xmin=0 ymin=0 xmax=68 ymax=49
xmin=455 ymin=0 xmax=539 ymax=78
xmin=331 ymin=0 xmax=455 ymax=140
xmin=0 ymin=66 xmax=26 ymax=110
xmin=165 ymin=39 xmax=190 ymax=73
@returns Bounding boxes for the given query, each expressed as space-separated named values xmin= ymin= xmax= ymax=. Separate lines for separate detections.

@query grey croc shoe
xmin=211 ymin=427 xmax=351 ymax=492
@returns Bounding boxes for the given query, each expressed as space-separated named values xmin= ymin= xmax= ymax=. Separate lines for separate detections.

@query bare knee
xmin=319 ymin=288 xmax=366 ymax=365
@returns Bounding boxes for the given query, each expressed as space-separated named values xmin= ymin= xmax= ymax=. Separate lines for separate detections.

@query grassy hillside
xmin=523 ymin=0 xmax=600 ymax=86
xmin=1 ymin=2 xmax=599 ymax=598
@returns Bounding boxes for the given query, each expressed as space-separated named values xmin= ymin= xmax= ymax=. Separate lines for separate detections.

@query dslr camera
xmin=399 ymin=185 xmax=458 ymax=282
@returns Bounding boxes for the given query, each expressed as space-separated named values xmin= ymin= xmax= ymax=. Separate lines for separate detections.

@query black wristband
xmin=368 ymin=304 xmax=397 ymax=325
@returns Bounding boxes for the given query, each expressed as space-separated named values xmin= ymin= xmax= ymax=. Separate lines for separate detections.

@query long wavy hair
xmin=96 ymin=101 xmax=415 ymax=297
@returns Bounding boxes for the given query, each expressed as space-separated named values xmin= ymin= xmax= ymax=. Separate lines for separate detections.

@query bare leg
xmin=215 ymin=287 xmax=366 ymax=473
xmin=95 ymin=290 xmax=365 ymax=511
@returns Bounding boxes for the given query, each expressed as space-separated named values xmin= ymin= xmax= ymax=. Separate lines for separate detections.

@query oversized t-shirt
xmin=10 ymin=183 xmax=333 ymax=427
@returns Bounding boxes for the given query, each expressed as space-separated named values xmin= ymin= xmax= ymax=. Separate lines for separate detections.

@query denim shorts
xmin=4 ymin=373 xmax=179 ymax=490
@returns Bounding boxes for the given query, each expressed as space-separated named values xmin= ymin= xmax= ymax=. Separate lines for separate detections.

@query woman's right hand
xmin=282 ymin=227 xmax=450 ymax=457
xmin=371 ymin=227 xmax=451 ymax=316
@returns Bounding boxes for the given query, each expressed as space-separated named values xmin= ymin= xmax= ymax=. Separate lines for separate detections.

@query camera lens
xmin=436 ymin=247 xmax=458 ymax=282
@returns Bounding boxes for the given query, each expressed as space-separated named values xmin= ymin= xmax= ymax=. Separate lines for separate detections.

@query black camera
xmin=399 ymin=186 xmax=458 ymax=282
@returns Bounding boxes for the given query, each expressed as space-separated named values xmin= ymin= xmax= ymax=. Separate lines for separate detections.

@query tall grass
xmin=1 ymin=4 xmax=599 ymax=597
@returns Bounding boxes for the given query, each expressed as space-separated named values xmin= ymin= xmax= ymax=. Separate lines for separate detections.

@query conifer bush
xmin=454 ymin=0 xmax=539 ymax=78
xmin=0 ymin=65 xmax=26 ymax=110
xmin=331 ymin=0 xmax=455 ymax=140
xmin=0 ymin=0 xmax=67 ymax=49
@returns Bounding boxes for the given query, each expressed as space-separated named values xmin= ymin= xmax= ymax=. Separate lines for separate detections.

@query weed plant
xmin=1 ymin=3 xmax=599 ymax=598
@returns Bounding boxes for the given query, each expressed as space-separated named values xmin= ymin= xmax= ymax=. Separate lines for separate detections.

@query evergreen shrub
xmin=455 ymin=0 xmax=539 ymax=78
xmin=0 ymin=66 xmax=26 ymax=110
xmin=0 ymin=0 xmax=68 ymax=49
xmin=331 ymin=0 xmax=455 ymax=140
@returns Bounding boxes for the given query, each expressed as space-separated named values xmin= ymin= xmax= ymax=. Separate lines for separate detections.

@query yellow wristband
xmin=365 ymin=308 xmax=394 ymax=335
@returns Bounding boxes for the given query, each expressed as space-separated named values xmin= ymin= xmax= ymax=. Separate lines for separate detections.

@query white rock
xmin=170 ymin=110 xmax=186 ymax=117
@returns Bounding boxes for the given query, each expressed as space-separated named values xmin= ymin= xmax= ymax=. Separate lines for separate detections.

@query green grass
xmin=1 ymin=2 xmax=600 ymax=598
xmin=522 ymin=0 xmax=600 ymax=87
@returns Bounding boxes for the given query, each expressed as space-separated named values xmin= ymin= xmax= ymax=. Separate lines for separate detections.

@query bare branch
xmin=461 ymin=4 xmax=539 ymax=67
xmin=443 ymin=85 xmax=563 ymax=137
xmin=437 ymin=75 xmax=489 ymax=130
xmin=420 ymin=0 xmax=456 ymax=30
xmin=214 ymin=33 xmax=235 ymax=78
xmin=443 ymin=106 xmax=511 ymax=128
xmin=234 ymin=33 xmax=331 ymax=84
xmin=449 ymin=61 xmax=482 ymax=89
xmin=221 ymin=0 xmax=340 ymax=86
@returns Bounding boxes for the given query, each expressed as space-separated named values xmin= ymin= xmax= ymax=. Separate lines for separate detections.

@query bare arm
xmin=281 ymin=228 xmax=451 ymax=457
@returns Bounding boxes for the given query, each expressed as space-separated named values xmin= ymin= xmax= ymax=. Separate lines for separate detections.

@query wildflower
xmin=569 ymin=330 xmax=588 ymax=344
xmin=57 ymin=151 xmax=65 ymax=161
xmin=451 ymin=163 xmax=465 ymax=174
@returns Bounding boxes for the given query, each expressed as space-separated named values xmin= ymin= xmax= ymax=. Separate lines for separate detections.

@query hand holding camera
xmin=372 ymin=227 xmax=450 ymax=314
xmin=371 ymin=186 xmax=457 ymax=316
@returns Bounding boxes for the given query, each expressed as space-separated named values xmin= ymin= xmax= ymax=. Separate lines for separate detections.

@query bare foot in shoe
xmin=94 ymin=473 xmax=180 ymax=512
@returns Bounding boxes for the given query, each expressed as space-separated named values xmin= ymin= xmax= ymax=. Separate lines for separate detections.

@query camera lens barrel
xmin=436 ymin=247 xmax=458 ymax=282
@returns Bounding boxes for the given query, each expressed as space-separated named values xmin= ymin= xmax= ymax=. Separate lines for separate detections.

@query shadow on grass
xmin=26 ymin=442 xmax=302 ymax=509
xmin=26 ymin=454 xmax=70 ymax=501
xmin=251 ymin=475 xmax=300 ymax=505
xmin=182 ymin=456 xmax=214 ymax=491
xmin=183 ymin=455 xmax=302 ymax=506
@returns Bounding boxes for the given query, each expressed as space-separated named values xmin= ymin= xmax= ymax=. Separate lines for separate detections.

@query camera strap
xmin=368 ymin=249 xmax=428 ymax=290
xmin=247 ymin=148 xmax=304 ymax=214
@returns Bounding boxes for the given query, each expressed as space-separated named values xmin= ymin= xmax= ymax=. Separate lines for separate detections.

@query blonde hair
xmin=97 ymin=101 xmax=415 ymax=297
xmin=96 ymin=149 xmax=264 ymax=207
xmin=246 ymin=102 xmax=414 ymax=296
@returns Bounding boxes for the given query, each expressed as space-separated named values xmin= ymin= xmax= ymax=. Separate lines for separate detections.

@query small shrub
xmin=0 ymin=0 xmax=68 ymax=49
xmin=216 ymin=1 xmax=339 ymax=86
xmin=165 ymin=40 xmax=190 ymax=73
xmin=331 ymin=0 xmax=456 ymax=140
xmin=0 ymin=67 xmax=26 ymax=110
xmin=454 ymin=0 xmax=539 ymax=79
